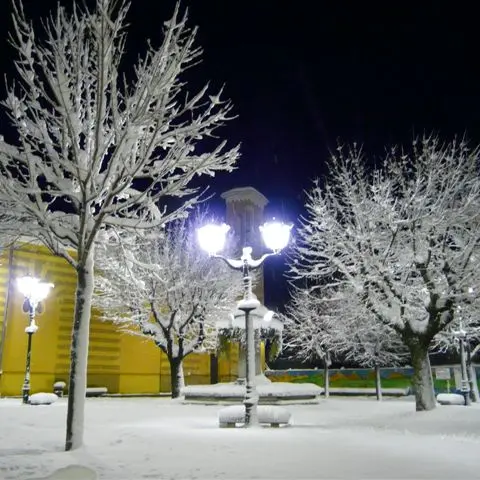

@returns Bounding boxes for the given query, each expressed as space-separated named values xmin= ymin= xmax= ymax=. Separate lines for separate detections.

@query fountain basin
xmin=182 ymin=381 xmax=323 ymax=404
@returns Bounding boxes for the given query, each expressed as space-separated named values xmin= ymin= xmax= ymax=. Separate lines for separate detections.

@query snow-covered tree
xmin=289 ymin=137 xmax=480 ymax=411
xmin=0 ymin=0 xmax=238 ymax=449
xmin=337 ymin=296 xmax=408 ymax=401
xmin=94 ymin=215 xmax=242 ymax=398
xmin=434 ymin=301 xmax=480 ymax=353
xmin=0 ymin=210 xmax=25 ymax=248
xmin=282 ymin=286 xmax=407 ymax=400
xmin=280 ymin=288 xmax=335 ymax=397
xmin=281 ymin=288 xmax=336 ymax=362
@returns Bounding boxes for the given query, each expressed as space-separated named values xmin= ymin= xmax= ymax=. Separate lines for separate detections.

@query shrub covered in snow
xmin=29 ymin=393 xmax=58 ymax=405
xmin=53 ymin=381 xmax=66 ymax=397
xmin=437 ymin=393 xmax=466 ymax=406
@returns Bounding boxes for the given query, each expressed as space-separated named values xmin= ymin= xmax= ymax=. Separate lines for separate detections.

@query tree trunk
xmin=409 ymin=343 xmax=436 ymax=411
xmin=65 ymin=250 xmax=94 ymax=451
xmin=178 ymin=360 xmax=185 ymax=390
xmin=375 ymin=364 xmax=382 ymax=401
xmin=323 ymin=357 xmax=330 ymax=399
xmin=170 ymin=357 xmax=183 ymax=398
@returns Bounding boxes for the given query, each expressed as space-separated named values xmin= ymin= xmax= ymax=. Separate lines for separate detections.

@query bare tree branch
xmin=0 ymin=0 xmax=239 ymax=449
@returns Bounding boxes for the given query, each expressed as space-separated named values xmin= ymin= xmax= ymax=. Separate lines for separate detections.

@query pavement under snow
xmin=0 ymin=396 xmax=479 ymax=479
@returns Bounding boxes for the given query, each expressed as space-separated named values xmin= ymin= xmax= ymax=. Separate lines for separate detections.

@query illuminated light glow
xmin=197 ymin=223 xmax=230 ymax=255
xmin=17 ymin=276 xmax=54 ymax=305
xmin=260 ymin=221 xmax=292 ymax=252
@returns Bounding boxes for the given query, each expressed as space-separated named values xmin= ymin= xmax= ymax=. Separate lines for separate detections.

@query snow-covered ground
xmin=1 ymin=396 xmax=479 ymax=479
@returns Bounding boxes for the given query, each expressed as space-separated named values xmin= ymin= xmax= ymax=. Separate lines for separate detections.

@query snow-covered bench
xmin=86 ymin=387 xmax=108 ymax=397
xmin=51 ymin=383 xmax=108 ymax=397
xmin=218 ymin=405 xmax=291 ymax=428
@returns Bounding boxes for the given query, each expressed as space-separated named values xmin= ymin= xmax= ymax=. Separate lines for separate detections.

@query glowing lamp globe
xmin=17 ymin=276 xmax=54 ymax=305
xmin=260 ymin=221 xmax=292 ymax=252
xmin=197 ymin=223 xmax=230 ymax=255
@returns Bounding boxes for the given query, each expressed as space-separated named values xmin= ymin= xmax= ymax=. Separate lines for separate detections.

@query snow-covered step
xmin=33 ymin=465 xmax=97 ymax=479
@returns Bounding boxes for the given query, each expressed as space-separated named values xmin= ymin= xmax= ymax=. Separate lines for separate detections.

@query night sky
xmin=1 ymin=0 xmax=480 ymax=307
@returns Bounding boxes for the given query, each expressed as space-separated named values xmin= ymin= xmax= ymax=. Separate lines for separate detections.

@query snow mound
xmin=29 ymin=393 xmax=58 ymax=405
xmin=219 ymin=405 xmax=291 ymax=426
xmin=33 ymin=464 xmax=97 ymax=479
xmin=437 ymin=393 xmax=466 ymax=406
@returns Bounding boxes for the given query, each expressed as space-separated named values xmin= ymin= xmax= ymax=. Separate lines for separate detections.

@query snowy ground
xmin=1 ymin=396 xmax=479 ymax=479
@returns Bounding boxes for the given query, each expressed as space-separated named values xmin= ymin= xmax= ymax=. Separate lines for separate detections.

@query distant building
xmin=0 ymin=187 xmax=271 ymax=396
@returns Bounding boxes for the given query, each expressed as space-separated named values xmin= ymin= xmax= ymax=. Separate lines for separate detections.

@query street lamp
xmin=17 ymin=275 xmax=54 ymax=404
xmin=454 ymin=305 xmax=471 ymax=406
xmin=197 ymin=220 xmax=292 ymax=427
xmin=456 ymin=326 xmax=471 ymax=406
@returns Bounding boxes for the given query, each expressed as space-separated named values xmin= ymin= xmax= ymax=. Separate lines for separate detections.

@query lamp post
xmin=197 ymin=220 xmax=292 ymax=427
xmin=457 ymin=326 xmax=471 ymax=406
xmin=17 ymin=276 xmax=54 ymax=404
xmin=454 ymin=305 xmax=471 ymax=406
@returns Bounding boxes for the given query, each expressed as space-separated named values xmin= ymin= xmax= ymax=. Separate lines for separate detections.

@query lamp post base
xmin=240 ymin=303 xmax=260 ymax=427
xmin=460 ymin=339 xmax=471 ymax=406
xmin=461 ymin=382 xmax=471 ymax=406
xmin=244 ymin=386 xmax=259 ymax=427
xmin=22 ymin=384 xmax=30 ymax=404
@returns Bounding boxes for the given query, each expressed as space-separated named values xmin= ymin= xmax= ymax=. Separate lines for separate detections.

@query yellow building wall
xmin=218 ymin=342 xmax=239 ymax=383
xmin=0 ymin=248 xmax=13 ymax=374
xmin=183 ymin=352 xmax=211 ymax=385
xmin=0 ymin=243 xmax=239 ymax=396
xmin=118 ymin=333 xmax=161 ymax=394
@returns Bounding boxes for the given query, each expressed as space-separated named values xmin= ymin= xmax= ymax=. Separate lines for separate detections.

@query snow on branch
xmin=94 ymin=212 xmax=242 ymax=359
xmin=282 ymin=285 xmax=407 ymax=367
xmin=0 ymin=0 xmax=239 ymax=265
xmin=289 ymin=137 xmax=480 ymax=345
xmin=0 ymin=0 xmax=239 ymax=447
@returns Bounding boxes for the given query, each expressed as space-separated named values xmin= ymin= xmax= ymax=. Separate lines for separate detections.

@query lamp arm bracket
xmin=247 ymin=252 xmax=278 ymax=270
xmin=212 ymin=254 xmax=244 ymax=270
